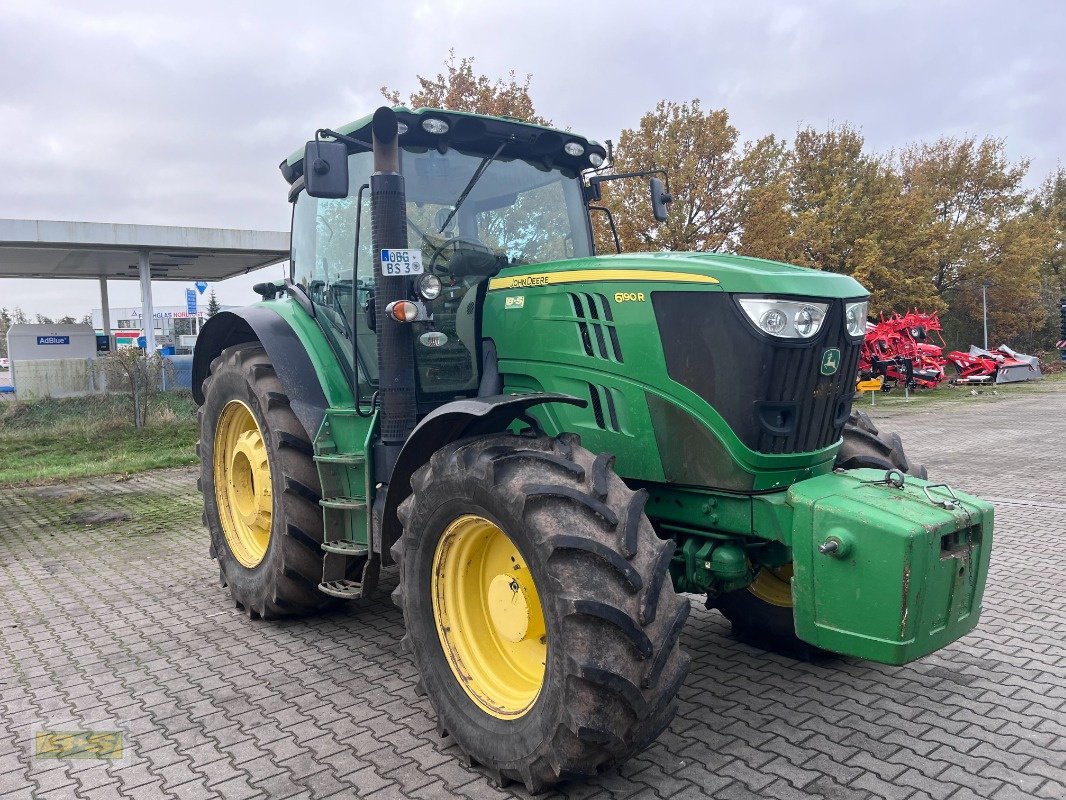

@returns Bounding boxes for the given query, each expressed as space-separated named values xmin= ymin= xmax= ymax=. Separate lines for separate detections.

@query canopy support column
xmin=99 ymin=277 xmax=111 ymax=339
xmin=138 ymin=250 xmax=156 ymax=353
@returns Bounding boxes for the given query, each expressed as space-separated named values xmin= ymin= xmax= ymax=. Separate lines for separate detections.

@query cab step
xmin=313 ymin=453 xmax=366 ymax=466
xmin=321 ymin=540 xmax=369 ymax=556
xmin=319 ymin=498 xmax=368 ymax=511
xmin=318 ymin=579 xmax=363 ymax=599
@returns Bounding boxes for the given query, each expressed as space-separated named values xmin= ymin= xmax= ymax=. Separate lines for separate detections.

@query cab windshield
xmin=400 ymin=145 xmax=592 ymax=265
xmin=290 ymin=145 xmax=592 ymax=402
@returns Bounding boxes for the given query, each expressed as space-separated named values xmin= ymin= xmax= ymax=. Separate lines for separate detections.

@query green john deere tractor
xmin=193 ymin=106 xmax=993 ymax=792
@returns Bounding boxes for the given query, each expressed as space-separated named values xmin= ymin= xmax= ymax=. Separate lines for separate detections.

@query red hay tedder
xmin=859 ymin=310 xmax=948 ymax=390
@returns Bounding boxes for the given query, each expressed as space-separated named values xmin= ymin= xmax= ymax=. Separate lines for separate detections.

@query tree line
xmin=385 ymin=54 xmax=1064 ymax=352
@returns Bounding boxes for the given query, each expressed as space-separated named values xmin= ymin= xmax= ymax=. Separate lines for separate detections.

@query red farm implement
xmin=946 ymin=345 xmax=1043 ymax=385
xmin=859 ymin=310 xmax=948 ymax=390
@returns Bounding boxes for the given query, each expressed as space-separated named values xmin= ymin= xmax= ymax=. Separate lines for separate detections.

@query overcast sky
xmin=1 ymin=0 xmax=1063 ymax=319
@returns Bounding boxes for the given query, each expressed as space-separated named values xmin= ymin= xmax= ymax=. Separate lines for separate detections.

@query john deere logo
xmin=820 ymin=348 xmax=840 ymax=375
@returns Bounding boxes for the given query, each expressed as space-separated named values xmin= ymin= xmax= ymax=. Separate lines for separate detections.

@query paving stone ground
xmin=1 ymin=390 xmax=1064 ymax=799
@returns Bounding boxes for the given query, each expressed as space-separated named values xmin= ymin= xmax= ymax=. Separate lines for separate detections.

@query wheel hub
xmin=230 ymin=430 xmax=270 ymax=528
xmin=486 ymin=571 xmax=544 ymax=644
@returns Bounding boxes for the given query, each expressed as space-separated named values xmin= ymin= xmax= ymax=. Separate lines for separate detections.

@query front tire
xmin=714 ymin=410 xmax=927 ymax=656
xmin=392 ymin=433 xmax=689 ymax=792
xmin=199 ymin=342 xmax=333 ymax=619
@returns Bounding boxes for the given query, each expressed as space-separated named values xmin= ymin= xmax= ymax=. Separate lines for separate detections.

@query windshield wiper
xmin=438 ymin=139 xmax=509 ymax=233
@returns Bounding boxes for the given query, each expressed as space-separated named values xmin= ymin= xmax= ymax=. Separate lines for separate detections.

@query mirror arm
xmin=316 ymin=128 xmax=373 ymax=152
xmin=589 ymin=168 xmax=671 ymax=196
xmin=589 ymin=206 xmax=622 ymax=254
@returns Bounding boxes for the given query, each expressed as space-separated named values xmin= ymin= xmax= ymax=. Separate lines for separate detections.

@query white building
xmin=90 ymin=304 xmax=232 ymax=351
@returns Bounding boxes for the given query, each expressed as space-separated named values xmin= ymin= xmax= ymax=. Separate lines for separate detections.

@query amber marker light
xmin=385 ymin=300 xmax=420 ymax=322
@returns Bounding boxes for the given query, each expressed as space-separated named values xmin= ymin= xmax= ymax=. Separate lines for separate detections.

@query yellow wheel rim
xmin=432 ymin=515 xmax=547 ymax=719
xmin=747 ymin=564 xmax=794 ymax=608
xmin=213 ymin=400 xmax=273 ymax=568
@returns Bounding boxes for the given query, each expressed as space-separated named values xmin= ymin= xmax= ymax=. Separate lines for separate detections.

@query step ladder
xmin=313 ymin=408 xmax=374 ymax=599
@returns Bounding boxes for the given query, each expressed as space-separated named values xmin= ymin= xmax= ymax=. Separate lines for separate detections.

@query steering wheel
xmin=403 ymin=216 xmax=503 ymax=277
xmin=403 ymin=216 xmax=456 ymax=271
xmin=431 ymin=236 xmax=507 ymax=277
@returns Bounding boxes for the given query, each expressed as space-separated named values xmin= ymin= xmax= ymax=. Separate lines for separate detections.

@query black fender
xmin=192 ymin=307 xmax=329 ymax=440
xmin=380 ymin=392 xmax=586 ymax=565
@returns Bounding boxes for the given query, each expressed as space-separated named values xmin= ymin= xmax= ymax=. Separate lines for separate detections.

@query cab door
xmin=290 ymin=151 xmax=377 ymax=411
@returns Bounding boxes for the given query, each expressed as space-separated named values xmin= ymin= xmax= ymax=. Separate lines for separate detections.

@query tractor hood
xmin=488 ymin=252 xmax=868 ymax=300
xmin=485 ymin=249 xmax=869 ymax=492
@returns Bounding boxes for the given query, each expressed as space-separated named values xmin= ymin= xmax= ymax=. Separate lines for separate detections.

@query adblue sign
xmin=36 ymin=336 xmax=71 ymax=346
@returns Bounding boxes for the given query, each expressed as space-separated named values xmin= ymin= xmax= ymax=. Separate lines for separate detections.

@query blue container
xmin=161 ymin=355 xmax=194 ymax=391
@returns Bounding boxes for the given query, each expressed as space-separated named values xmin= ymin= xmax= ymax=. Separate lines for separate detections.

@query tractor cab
xmin=283 ymin=107 xmax=607 ymax=409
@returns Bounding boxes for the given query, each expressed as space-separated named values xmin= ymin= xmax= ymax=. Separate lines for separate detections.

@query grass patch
xmin=0 ymin=393 xmax=198 ymax=486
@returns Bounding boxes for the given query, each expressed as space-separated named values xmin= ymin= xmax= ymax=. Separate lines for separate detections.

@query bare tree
xmin=93 ymin=350 xmax=174 ymax=429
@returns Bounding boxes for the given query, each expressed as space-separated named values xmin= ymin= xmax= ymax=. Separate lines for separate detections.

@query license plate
xmin=380 ymin=248 xmax=424 ymax=276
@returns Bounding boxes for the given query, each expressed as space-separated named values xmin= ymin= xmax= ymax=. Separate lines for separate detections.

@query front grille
xmin=652 ymin=292 xmax=862 ymax=455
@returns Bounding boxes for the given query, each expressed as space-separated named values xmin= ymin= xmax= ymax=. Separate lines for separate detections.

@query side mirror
xmin=304 ymin=140 xmax=349 ymax=198
xmin=650 ymin=177 xmax=672 ymax=222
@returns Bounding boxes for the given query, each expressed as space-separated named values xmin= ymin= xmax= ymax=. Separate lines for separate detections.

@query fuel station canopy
xmin=0 ymin=218 xmax=289 ymax=352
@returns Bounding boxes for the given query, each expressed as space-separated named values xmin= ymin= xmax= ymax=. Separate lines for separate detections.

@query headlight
xmin=844 ymin=301 xmax=869 ymax=337
xmin=738 ymin=297 xmax=829 ymax=339
xmin=417 ymin=273 xmax=442 ymax=301
xmin=762 ymin=308 xmax=788 ymax=335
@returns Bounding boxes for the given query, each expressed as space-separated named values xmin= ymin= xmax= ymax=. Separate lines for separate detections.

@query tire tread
xmin=198 ymin=342 xmax=335 ymax=619
xmin=393 ymin=433 xmax=688 ymax=790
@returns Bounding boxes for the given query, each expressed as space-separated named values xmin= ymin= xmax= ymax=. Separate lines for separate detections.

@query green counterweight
xmin=788 ymin=469 xmax=993 ymax=664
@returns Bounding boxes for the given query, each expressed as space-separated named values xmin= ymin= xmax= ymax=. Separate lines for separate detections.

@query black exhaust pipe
xmin=370 ymin=107 xmax=417 ymax=477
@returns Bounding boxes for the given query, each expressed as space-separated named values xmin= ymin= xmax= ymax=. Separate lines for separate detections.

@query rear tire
xmin=713 ymin=410 xmax=927 ymax=657
xmin=392 ymin=433 xmax=689 ymax=793
xmin=198 ymin=342 xmax=334 ymax=619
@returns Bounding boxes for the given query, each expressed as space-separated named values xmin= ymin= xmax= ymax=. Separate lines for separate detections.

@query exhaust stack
xmin=370 ymin=107 xmax=417 ymax=476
